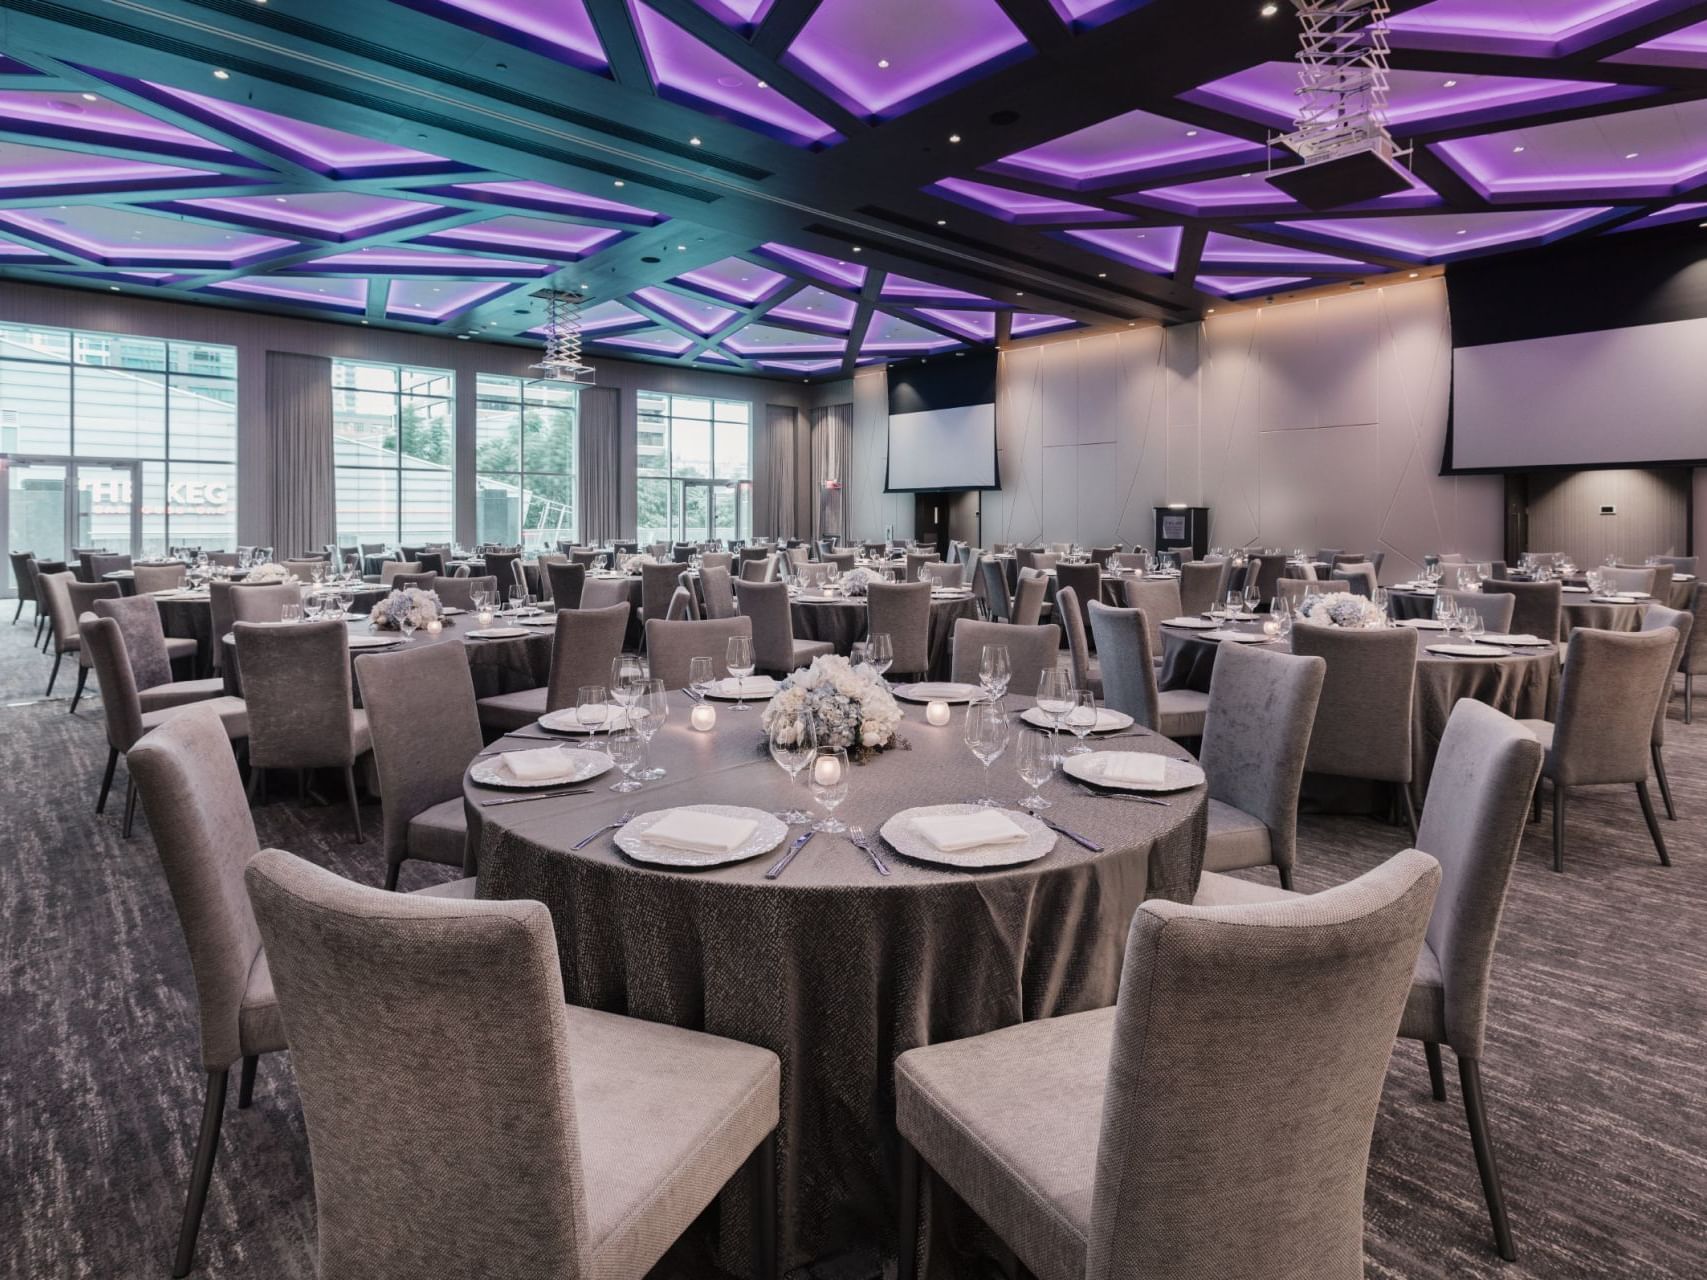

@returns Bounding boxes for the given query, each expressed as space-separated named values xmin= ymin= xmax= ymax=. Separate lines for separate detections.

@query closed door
xmin=4 ymin=458 xmax=67 ymax=595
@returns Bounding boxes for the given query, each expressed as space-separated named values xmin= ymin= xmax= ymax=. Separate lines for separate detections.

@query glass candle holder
xmin=925 ymin=700 xmax=952 ymax=726
xmin=690 ymin=703 xmax=717 ymax=731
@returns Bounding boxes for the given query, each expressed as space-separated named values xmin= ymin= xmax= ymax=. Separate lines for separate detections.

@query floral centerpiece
xmin=838 ymin=567 xmax=876 ymax=597
xmin=760 ymin=654 xmax=904 ymax=759
xmin=369 ymin=586 xmax=444 ymax=630
xmin=620 ymin=553 xmax=659 ymax=573
xmin=244 ymin=561 xmax=287 ymax=584
xmin=1297 ymin=592 xmax=1387 ymax=629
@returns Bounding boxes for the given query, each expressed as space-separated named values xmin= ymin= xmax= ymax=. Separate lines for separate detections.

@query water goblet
xmin=726 ymin=636 xmax=756 ymax=711
xmin=632 ymin=678 xmax=668 ymax=780
xmin=335 ymin=591 xmax=354 ymax=621
xmin=809 ymin=746 xmax=850 ymax=833
xmin=609 ymin=654 xmax=645 ymax=722
xmin=850 ymin=641 xmax=869 ymax=671
xmin=303 ymin=594 xmax=324 ymax=623
xmin=867 ymin=632 xmax=893 ymax=680
xmin=607 ymin=730 xmax=645 ymax=792
xmin=1063 ymin=689 xmax=1098 ymax=755
xmin=1243 ymin=582 xmax=1261 ymax=615
xmin=1226 ymin=590 xmax=1245 ymax=620
xmin=688 ymin=656 xmax=715 ymax=702
xmin=963 ymin=701 xmax=1011 ymax=808
xmin=979 ymin=643 xmax=1011 ymax=707
xmin=576 ymin=685 xmax=610 ymax=742
xmin=1035 ymin=668 xmax=1074 ymax=765
xmin=1014 ymin=727 xmax=1054 ymax=811
xmin=768 ymin=713 xmax=817 ymax=824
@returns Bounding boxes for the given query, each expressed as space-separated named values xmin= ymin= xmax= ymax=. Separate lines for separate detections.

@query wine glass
xmin=281 ymin=602 xmax=301 ymax=624
xmin=1434 ymin=594 xmax=1458 ymax=637
xmin=963 ymin=702 xmax=1011 ymax=808
xmin=607 ymin=730 xmax=645 ymax=792
xmin=1226 ymin=589 xmax=1244 ymax=620
xmin=688 ymin=656 xmax=714 ymax=701
xmin=979 ymin=644 xmax=1010 ymax=707
xmin=610 ymin=654 xmax=645 ymax=722
xmin=726 ymin=636 xmax=756 ymax=711
xmin=849 ymin=641 xmax=868 ymax=670
xmin=632 ymin=678 xmax=668 ymax=780
xmin=335 ymin=591 xmax=354 ymax=621
xmin=1463 ymin=611 xmax=1485 ymax=646
xmin=399 ymin=609 xmax=417 ymax=642
xmin=769 ymin=712 xmax=817 ymax=824
xmin=576 ymin=685 xmax=610 ymax=741
xmin=1014 ymin=726 xmax=1054 ymax=812
xmin=809 ymin=746 xmax=850 ymax=833
xmin=1062 ymin=689 xmax=1098 ymax=755
xmin=1035 ymin=667 xmax=1073 ymax=763
xmin=867 ymin=632 xmax=893 ymax=680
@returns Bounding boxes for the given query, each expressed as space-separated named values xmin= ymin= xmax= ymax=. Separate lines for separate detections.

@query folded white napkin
xmin=1098 ymin=753 xmax=1167 ymax=785
xmin=1482 ymin=633 xmax=1543 ymax=646
xmin=720 ymin=676 xmax=776 ymax=696
xmin=913 ymin=810 xmax=1028 ymax=853
xmin=645 ymin=809 xmax=756 ymax=854
xmin=1163 ymin=616 xmax=1212 ymax=627
xmin=913 ymin=682 xmax=976 ymax=699
xmin=1562 ymin=586 xmax=1589 ymax=593
xmin=501 ymin=747 xmax=572 ymax=781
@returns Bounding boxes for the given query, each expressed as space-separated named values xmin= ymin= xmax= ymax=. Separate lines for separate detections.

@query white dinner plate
xmin=615 ymin=804 xmax=787 ymax=869
xmin=1019 ymin=706 xmax=1133 ymax=733
xmin=538 ymin=705 xmax=634 ymax=734
xmin=346 ymin=633 xmax=403 ymax=649
xmin=1588 ymin=596 xmax=1645 ymax=605
xmin=1399 ymin=618 xmax=1447 ymax=630
xmin=1426 ymin=643 xmax=1513 ymax=658
xmin=1204 ymin=629 xmax=1272 ymax=643
xmin=1561 ymin=586 xmax=1590 ymax=593
xmin=441 ymin=606 xmax=465 ymax=615
xmin=704 ymin=676 xmax=779 ymax=701
xmin=469 ymin=746 xmax=611 ymax=790
xmin=1162 ymin=616 xmax=1217 ymax=630
xmin=466 ymin=626 xmax=531 ymax=639
xmin=1207 ymin=610 xmax=1261 ymax=622
xmin=930 ymin=589 xmax=973 ymax=599
xmin=879 ymin=804 xmax=1055 ymax=869
xmin=893 ymin=682 xmax=980 ymax=704
xmin=1063 ymin=751 xmax=1204 ymax=793
xmin=1482 ymin=633 xmax=1547 ymax=647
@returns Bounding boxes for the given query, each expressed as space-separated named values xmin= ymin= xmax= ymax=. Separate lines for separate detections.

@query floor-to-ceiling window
xmin=0 ymin=322 xmax=237 ymax=558
xmin=331 ymin=360 xmax=453 ymax=547
xmin=635 ymin=391 xmax=752 ymax=546
xmin=473 ymin=375 xmax=578 ymax=551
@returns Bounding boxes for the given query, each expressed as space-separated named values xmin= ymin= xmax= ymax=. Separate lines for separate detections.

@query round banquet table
xmin=1386 ymin=586 xmax=1440 ymax=621
xmin=469 ymin=693 xmax=1207 ymax=1270
xmin=788 ymin=591 xmax=979 ymax=679
xmin=1158 ymin=619 xmax=1558 ymax=801
xmin=1561 ymin=594 xmax=1651 ymax=637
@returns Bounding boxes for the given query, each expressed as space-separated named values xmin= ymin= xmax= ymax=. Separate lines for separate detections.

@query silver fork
xmin=572 ymin=809 xmax=636 ymax=849
xmin=1075 ymin=783 xmax=1171 ymax=807
xmin=848 ymin=826 xmax=890 ymax=876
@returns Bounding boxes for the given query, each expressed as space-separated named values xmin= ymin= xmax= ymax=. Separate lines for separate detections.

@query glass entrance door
xmin=680 ymin=479 xmax=713 ymax=543
xmin=0 ymin=456 xmax=141 ymax=595
xmin=73 ymin=461 xmax=142 ymax=558
xmin=5 ymin=459 xmax=67 ymax=596
xmin=681 ymin=479 xmax=744 ymax=544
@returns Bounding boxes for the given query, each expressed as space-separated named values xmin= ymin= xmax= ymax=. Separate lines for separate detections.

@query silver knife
xmin=478 ymin=787 xmax=592 ymax=807
xmin=1041 ymin=817 xmax=1103 ymax=850
xmin=765 ymin=829 xmax=816 ymax=879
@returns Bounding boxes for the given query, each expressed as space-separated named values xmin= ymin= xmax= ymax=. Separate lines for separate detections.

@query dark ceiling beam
xmin=578 ymin=0 xmax=654 ymax=91
xmin=839 ymin=268 xmax=883 ymax=377
xmin=752 ymin=0 xmax=825 ymax=60
xmin=990 ymin=0 xmax=1074 ymax=54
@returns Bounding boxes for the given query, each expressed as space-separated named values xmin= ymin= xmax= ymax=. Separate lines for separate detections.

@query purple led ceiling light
xmin=527 ymin=300 xmax=648 ymax=336
xmin=756 ymin=243 xmax=865 ymax=288
xmin=1010 ymin=312 xmax=1078 ymax=336
xmin=1195 ymin=275 xmax=1314 ymax=299
xmin=758 ymin=358 xmax=844 ymax=373
xmin=880 ymin=274 xmax=996 ymax=304
xmin=404 ymin=0 xmax=608 ymax=72
xmin=995 ymin=108 xmax=1267 ymax=188
xmin=914 ymin=309 xmax=997 ymax=341
xmin=862 ymin=312 xmax=961 ymax=353
xmin=597 ymin=329 xmax=697 ymax=355
xmin=726 ymin=324 xmax=847 ymax=355
xmin=1062 ymin=226 xmax=1183 ymax=274
xmin=424 ymin=180 xmax=663 ymax=225
xmin=769 ymin=287 xmax=859 ymax=330
xmin=691 ymin=0 xmax=778 ymax=27
xmin=626 ymin=2 xmax=835 ymax=145
xmin=673 ymin=256 xmax=789 ymax=304
xmin=300 ymin=247 xmax=553 ymax=277
xmin=0 ymin=91 xmax=240 ymax=161
xmin=414 ymin=215 xmax=626 ymax=260
xmin=1608 ymin=17 xmax=1707 ymax=68
xmin=1272 ymin=208 xmax=1616 ymax=261
xmin=784 ymin=0 xmax=1028 ymax=119
xmin=1385 ymin=0 xmax=1693 ymax=58
xmin=632 ymin=286 xmax=738 ymax=334
xmin=386 ymin=279 xmax=516 ymax=321
xmin=0 ymin=141 xmax=221 ymax=198
xmin=1610 ymin=201 xmax=1707 ymax=232
xmin=208 ymin=275 xmax=369 ymax=311
xmin=0 ymin=206 xmax=297 ymax=266
xmin=1129 ymin=168 xmax=1439 ymax=217
xmin=928 ymin=176 xmax=1115 ymax=224
xmin=1201 ymin=230 xmax=1370 ymax=271
xmin=168 ymin=193 xmax=444 ymax=240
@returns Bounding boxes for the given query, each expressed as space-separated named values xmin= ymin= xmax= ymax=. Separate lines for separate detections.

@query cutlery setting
xmin=478 ymin=787 xmax=592 ymax=807
xmin=848 ymin=826 xmax=890 ymax=876
xmin=1075 ymin=783 xmax=1172 ymax=807
xmin=765 ymin=829 xmax=816 ymax=880
xmin=572 ymin=810 xmax=636 ymax=850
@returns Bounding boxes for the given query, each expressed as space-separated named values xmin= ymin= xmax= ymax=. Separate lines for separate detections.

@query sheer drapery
xmin=576 ymin=385 xmax=621 ymax=544
xmin=811 ymin=403 xmax=852 ymax=545
xmin=266 ymin=351 xmax=334 ymax=558
xmin=758 ymin=404 xmax=800 ymax=540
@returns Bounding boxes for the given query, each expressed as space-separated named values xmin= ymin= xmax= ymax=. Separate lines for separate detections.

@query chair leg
xmin=1651 ymin=744 xmax=1676 ymax=821
xmin=897 ymin=1137 xmax=921 ymax=1280
xmin=12 ymin=598 xmax=21 ymax=623
xmin=748 ymin=1129 xmax=778 ymax=1280
xmin=123 ymin=777 xmax=139 ymax=839
xmin=70 ymin=665 xmax=89 ymax=713
xmin=1635 ymin=781 xmax=1669 ymax=867
xmin=237 ymin=1056 xmax=258 ymax=1110
xmin=172 ymin=1069 xmax=229 ymax=1279
xmin=46 ymin=650 xmax=62 ymax=696
xmin=342 ymin=766 xmax=363 ymax=843
xmin=96 ymin=746 xmax=119 ymax=814
xmin=1277 ymin=864 xmax=1294 ymax=892
xmin=1424 ymin=1042 xmax=1446 ymax=1102
xmin=1459 ymin=1057 xmax=1517 ymax=1263
xmin=1686 ymin=673 xmax=1693 ymax=725
xmin=383 ymin=861 xmax=402 ymax=892
xmin=1400 ymin=784 xmax=1419 ymax=843
xmin=1551 ymin=785 xmax=1566 ymax=873
xmin=1529 ymin=784 xmax=1541 ymax=824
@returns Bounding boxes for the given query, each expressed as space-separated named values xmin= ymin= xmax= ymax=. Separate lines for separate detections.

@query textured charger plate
xmin=1162 ymin=616 xmax=1217 ymax=630
xmin=880 ymin=804 xmax=1055 ymax=869
xmin=1019 ymin=706 xmax=1133 ymax=733
xmin=615 ymin=804 xmax=787 ymax=868
xmin=1064 ymin=751 xmax=1205 ymax=793
xmin=1426 ymin=643 xmax=1514 ymax=658
xmin=893 ymin=682 xmax=981 ymax=704
xmin=704 ymin=677 xmax=780 ymax=701
xmin=347 ymin=634 xmax=403 ymax=648
xmin=469 ymin=747 xmax=611 ymax=790
xmin=1204 ymin=629 xmax=1272 ymax=643
xmin=466 ymin=626 xmax=531 ymax=639
xmin=539 ymin=706 xmax=634 ymax=733
xmin=1399 ymin=619 xmax=1447 ymax=630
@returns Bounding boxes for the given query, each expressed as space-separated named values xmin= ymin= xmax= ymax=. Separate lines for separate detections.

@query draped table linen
xmin=789 ymin=593 xmax=979 ymax=678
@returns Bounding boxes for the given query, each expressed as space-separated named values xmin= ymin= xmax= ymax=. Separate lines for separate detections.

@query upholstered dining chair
xmin=895 ymin=849 xmax=1440 ymax=1280
xmin=826 ymin=550 xmax=858 ymax=574
xmin=1481 ymin=579 xmax=1562 ymax=643
xmin=644 ymin=616 xmax=753 ymax=690
xmin=93 ymin=595 xmax=226 ymax=712
xmin=481 ymin=551 xmax=520 ymax=594
xmin=1604 ymin=565 xmax=1658 ymax=595
xmin=1652 ymin=554 xmax=1696 ymax=578
xmin=699 ymin=564 xmax=737 ymax=619
xmin=1518 ymin=626 xmax=1676 ymax=872
xmin=921 ymin=562 xmax=965 ymax=589
xmin=1087 ymin=545 xmax=1117 ymax=568
xmin=1178 ymin=560 xmax=1225 ymax=618
xmin=1011 ymin=571 xmax=1049 ymax=626
xmin=566 ymin=546 xmax=603 ymax=569
xmin=1276 ymin=577 xmax=1349 ymax=610
xmin=1053 ymin=586 xmax=1099 ymax=696
xmin=978 ymin=558 xmax=1013 ymax=622
xmin=1635 ymin=562 xmax=1675 ymax=601
xmin=9 ymin=550 xmax=39 ymax=626
xmin=1638 ymin=604 xmax=1693 ymax=821
xmin=1291 ymin=621 xmax=1421 ymax=834
xmin=1332 ymin=562 xmax=1380 ymax=597
xmin=903 ymin=551 xmax=940 ymax=582
xmin=1200 ymin=642 xmax=1326 ymax=889
xmin=475 ymin=603 xmax=630 ymax=734
xmin=949 ymin=619 xmax=1059 ymax=696
xmin=1087 ymin=601 xmax=1208 ymax=740
xmin=1054 ymin=562 xmax=1100 ymax=639
xmin=376 ymin=560 xmax=422 ymax=588
xmin=1245 ymin=554 xmax=1288 ymax=607
xmin=434 ymin=574 xmax=498 ymax=611
xmin=244 ymin=848 xmax=780 ymax=1280
xmin=739 ymin=581 xmax=834 ymax=676
xmin=1120 ymin=577 xmax=1182 ymax=662
xmin=37 ymin=569 xmax=84 ymax=696
xmin=867 ymin=581 xmax=933 ymax=679
xmin=640 ymin=561 xmax=685 ymax=625
xmin=283 ymin=558 xmax=330 ymax=584
xmin=544 ymin=560 xmax=586 ymax=610
xmin=128 ymin=709 xmax=473 ymax=1278
xmin=89 ymin=552 xmax=133 ymax=581
xmin=739 ymin=555 xmax=776 ymax=583
xmin=356 ymin=641 xmax=485 ymax=889
xmin=386 ymin=571 xmax=437 ymax=593
xmin=233 ymin=620 xmax=372 ymax=840
xmin=666 ymin=584 xmax=695 ymax=620
xmin=80 ymin=612 xmax=248 ymax=836
xmin=1442 ymin=589 xmax=1516 ymax=633
xmin=1678 ymin=582 xmax=1706 ymax=724
xmin=67 ymin=579 xmax=121 ymax=711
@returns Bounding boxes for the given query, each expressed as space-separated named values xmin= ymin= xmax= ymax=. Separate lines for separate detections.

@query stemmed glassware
xmin=867 ymin=632 xmax=893 ymax=682
xmin=576 ymin=685 xmax=610 ymax=742
xmin=979 ymin=644 xmax=1010 ymax=707
xmin=809 ymin=746 xmax=850 ymax=833
xmin=1062 ymin=689 xmax=1098 ymax=755
xmin=1226 ymin=590 xmax=1245 ymax=620
xmin=632 ymin=678 xmax=668 ymax=780
xmin=1014 ymin=727 xmax=1054 ymax=811
xmin=963 ymin=702 xmax=1011 ymax=808
xmin=335 ymin=590 xmax=354 ymax=621
xmin=1243 ymin=581 xmax=1261 ymax=616
xmin=303 ymin=593 xmax=324 ymax=623
xmin=607 ymin=730 xmax=645 ymax=792
xmin=1434 ymin=594 xmax=1459 ymax=638
xmin=1035 ymin=668 xmax=1074 ymax=764
xmin=768 ymin=713 xmax=817 ymax=824
xmin=610 ymin=654 xmax=645 ymax=725
xmin=688 ymin=656 xmax=714 ymax=701
xmin=726 ymin=636 xmax=756 ymax=710
xmin=399 ymin=609 xmax=417 ymax=641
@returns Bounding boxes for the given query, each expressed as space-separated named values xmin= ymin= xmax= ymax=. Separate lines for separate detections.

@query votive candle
xmin=690 ymin=703 xmax=718 ymax=731
xmin=813 ymin=754 xmax=843 ymax=786
xmin=925 ymin=700 xmax=952 ymax=726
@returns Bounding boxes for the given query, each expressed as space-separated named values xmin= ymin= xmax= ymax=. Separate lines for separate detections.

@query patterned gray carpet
xmin=1 ymin=617 xmax=1703 ymax=1279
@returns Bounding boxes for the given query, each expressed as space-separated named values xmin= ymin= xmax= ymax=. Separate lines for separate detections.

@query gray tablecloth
xmin=1387 ymin=587 xmax=1439 ymax=621
xmin=1561 ymin=596 xmax=1650 ymax=636
xmin=790 ymin=595 xmax=980 ymax=679
xmin=1159 ymin=622 xmax=1557 ymax=800
xmin=470 ymin=693 xmax=1207 ymax=1270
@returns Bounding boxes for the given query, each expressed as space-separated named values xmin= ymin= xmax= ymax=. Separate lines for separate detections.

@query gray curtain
xmin=577 ymin=385 xmax=621 ymax=544
xmin=759 ymin=404 xmax=800 ymax=541
xmin=266 ymin=351 xmax=334 ymax=558
xmin=811 ymin=403 xmax=853 ymax=544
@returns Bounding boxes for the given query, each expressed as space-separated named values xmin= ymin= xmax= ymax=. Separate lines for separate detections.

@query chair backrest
xmin=1246 ymin=555 xmax=1288 ymax=605
xmin=1634 ymin=563 xmax=1675 ymax=598
xmin=545 ymin=604 xmax=631 ymax=712
xmin=128 ymin=707 xmax=265 ymax=1071
xmin=903 ymin=551 xmax=939 ymax=583
xmin=1442 ymin=588 xmax=1515 ymax=633
xmin=1055 ymin=563 xmax=1100 ymax=637
xmin=1121 ymin=578 xmax=1183 ymax=654
xmin=700 ymin=551 xmax=734 ymax=574
xmin=1087 ymin=546 xmax=1117 ymax=568
xmin=699 ymin=565 xmax=736 ymax=619
xmin=9 ymin=551 xmax=38 ymax=603
xmin=1684 ymin=582 xmax=1707 ymax=676
xmin=545 ymin=561 xmax=586 ymax=610
xmin=1290 ymin=623 xmax=1417 ymax=783
xmin=355 ymin=640 xmax=482 ymax=868
xmin=234 ymin=620 xmax=360 ymax=769
xmin=390 ymin=572 xmax=438 ymax=593
xmin=568 ymin=547 xmax=603 ymax=569
xmin=434 ymin=575 xmax=499 ymax=611
xmin=482 ymin=552 xmax=520 ymax=592
xmin=229 ymin=583 xmax=299 ymax=625
xmin=38 ymin=569 xmax=80 ymax=651
xmin=580 ymin=578 xmax=630 ymax=611
xmin=284 ymin=558 xmax=329 ymax=585
xmin=1653 ymin=554 xmax=1696 ymax=577
xmin=641 ymin=561 xmax=684 ymax=623
xmin=663 ymin=585 xmax=693 ymax=621
xmin=1549 ymin=627 xmax=1677 ymax=786
xmin=80 ymin=612 xmax=149 ymax=751
xmin=643 ymin=616 xmax=753 ymax=690
xmin=68 ymin=579 xmax=122 ymax=659
xmin=1638 ymin=604 xmax=1692 ymax=745
xmin=1088 ymin=602 xmax=1162 ymax=729
xmin=739 ymin=555 xmax=775 ymax=583
xmin=1331 ymin=563 xmax=1379 ymax=598
xmin=91 ymin=552 xmax=134 ymax=580
xmin=949 ymin=619 xmax=1059 ymax=695
xmin=1085 ymin=849 xmax=1440 ymax=1280
xmin=1414 ymin=700 xmax=1544 ymax=1059
xmin=244 ymin=849 xmax=591 ymax=1279
xmin=378 ymin=561 xmax=421 ymax=586
xmin=1437 ymin=553 xmax=1466 ymax=565
xmin=1177 ymin=561 xmax=1224 ymax=618
xmin=1012 ymin=571 xmax=1049 ymax=626
xmin=1315 ymin=547 xmax=1344 ymax=562
xmin=1276 ymin=578 xmax=1348 ymax=609
xmin=1200 ymin=643 xmax=1326 ymax=874
xmin=826 ymin=551 xmax=858 ymax=574
xmin=92 ymin=593 xmax=176 ymax=691
xmin=737 ymin=580 xmax=800 ymax=674
xmin=1055 ymin=585 xmax=1093 ymax=691
xmin=1032 ymin=552 xmax=1061 ymax=573
xmin=921 ymin=562 xmax=965 ymax=589
xmin=1605 ymin=565 xmax=1657 ymax=595
xmin=1480 ymin=579 xmax=1561 ymax=643
xmin=979 ymin=559 xmax=1012 ymax=621
xmin=866 ymin=581 xmax=933 ymax=674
